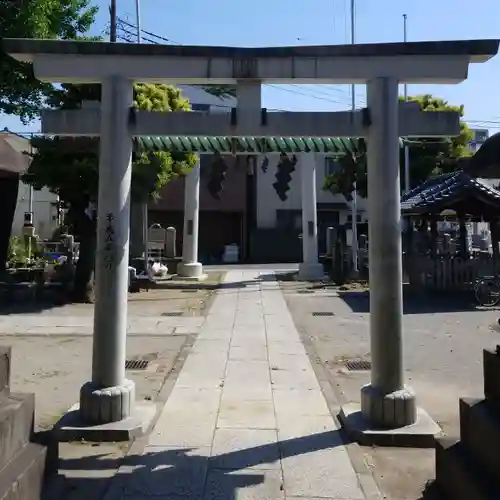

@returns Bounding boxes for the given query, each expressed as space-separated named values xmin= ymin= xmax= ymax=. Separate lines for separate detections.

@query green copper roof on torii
xmin=135 ymin=136 xmax=405 ymax=154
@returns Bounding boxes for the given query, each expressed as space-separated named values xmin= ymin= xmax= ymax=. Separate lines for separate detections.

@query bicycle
xmin=474 ymin=275 xmax=500 ymax=307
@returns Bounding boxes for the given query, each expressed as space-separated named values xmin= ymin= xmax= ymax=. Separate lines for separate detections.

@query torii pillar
xmin=363 ymin=77 xmax=414 ymax=426
xmin=78 ymin=75 xmax=156 ymax=437
xmin=177 ymin=160 xmax=206 ymax=280
xmin=298 ymin=153 xmax=324 ymax=280
xmin=338 ymin=79 xmax=441 ymax=447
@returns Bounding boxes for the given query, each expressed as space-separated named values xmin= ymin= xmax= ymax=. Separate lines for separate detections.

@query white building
xmin=179 ymin=86 xmax=367 ymax=232
xmin=469 ymin=128 xmax=489 ymax=153
xmin=0 ymin=130 xmax=59 ymax=240
xmin=150 ymin=86 xmax=366 ymax=261
xmin=12 ymin=181 xmax=59 ymax=239
xmin=255 ymin=154 xmax=367 ymax=231
xmin=178 ymin=85 xmax=236 ymax=113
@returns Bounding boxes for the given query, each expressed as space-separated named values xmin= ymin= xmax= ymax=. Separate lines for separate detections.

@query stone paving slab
xmin=106 ymin=269 xmax=367 ymax=500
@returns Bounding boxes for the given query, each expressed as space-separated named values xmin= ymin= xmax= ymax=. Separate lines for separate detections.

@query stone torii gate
xmin=4 ymin=38 xmax=498 ymax=443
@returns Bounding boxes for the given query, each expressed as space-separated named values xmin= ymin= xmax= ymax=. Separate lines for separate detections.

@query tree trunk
xmin=72 ymin=210 xmax=97 ymax=303
xmin=0 ymin=173 xmax=20 ymax=273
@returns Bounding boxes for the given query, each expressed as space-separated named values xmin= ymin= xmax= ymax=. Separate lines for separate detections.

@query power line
xmin=115 ymin=18 xmax=356 ymax=108
xmin=117 ymin=17 xmax=181 ymax=45
xmin=112 ymin=18 xmax=500 ymax=123
xmin=290 ymin=84 xmax=366 ymax=105
xmin=266 ymin=84 xmax=346 ymax=105
xmin=467 ymin=119 xmax=500 ymax=125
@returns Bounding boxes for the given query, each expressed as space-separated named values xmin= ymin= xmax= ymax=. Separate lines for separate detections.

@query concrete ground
xmin=281 ymin=276 xmax=500 ymax=500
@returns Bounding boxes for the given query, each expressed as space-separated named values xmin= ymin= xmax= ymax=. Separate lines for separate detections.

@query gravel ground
xmin=282 ymin=278 xmax=500 ymax=500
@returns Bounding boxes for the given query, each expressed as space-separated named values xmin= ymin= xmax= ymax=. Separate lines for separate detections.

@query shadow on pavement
xmin=0 ymin=292 xmax=68 ymax=315
xmin=339 ymin=287 xmax=478 ymax=315
xmin=152 ymin=273 xmax=279 ymax=292
xmin=43 ymin=429 xmax=351 ymax=500
xmin=416 ymin=481 xmax=443 ymax=500
xmin=0 ymin=272 xmax=294 ymax=313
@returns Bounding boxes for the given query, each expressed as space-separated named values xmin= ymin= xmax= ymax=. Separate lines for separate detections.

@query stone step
xmin=0 ymin=443 xmax=47 ymax=500
xmin=0 ymin=392 xmax=35 ymax=472
xmin=459 ymin=397 xmax=500 ymax=481
xmin=435 ymin=437 xmax=498 ymax=500
xmin=483 ymin=348 xmax=500 ymax=405
xmin=0 ymin=346 xmax=11 ymax=394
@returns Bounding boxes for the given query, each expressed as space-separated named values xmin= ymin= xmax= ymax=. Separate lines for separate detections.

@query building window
xmin=324 ymin=156 xmax=339 ymax=176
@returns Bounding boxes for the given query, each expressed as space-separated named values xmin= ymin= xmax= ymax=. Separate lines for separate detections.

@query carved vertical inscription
xmin=104 ymin=212 xmax=115 ymax=270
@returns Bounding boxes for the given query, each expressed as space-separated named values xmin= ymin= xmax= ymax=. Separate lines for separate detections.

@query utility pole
xmin=135 ymin=0 xmax=141 ymax=42
xmin=403 ymin=14 xmax=410 ymax=193
xmin=350 ymin=0 xmax=359 ymax=275
xmin=110 ymin=0 xmax=117 ymax=42
xmin=134 ymin=0 xmax=149 ymax=266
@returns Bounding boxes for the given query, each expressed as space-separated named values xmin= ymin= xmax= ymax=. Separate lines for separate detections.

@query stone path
xmin=107 ymin=269 xmax=367 ymax=499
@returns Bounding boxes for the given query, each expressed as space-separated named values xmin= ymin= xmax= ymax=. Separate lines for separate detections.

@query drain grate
xmin=181 ymin=289 xmax=198 ymax=293
xmin=125 ymin=359 xmax=149 ymax=370
xmin=312 ymin=311 xmax=335 ymax=317
xmin=298 ymin=290 xmax=315 ymax=294
xmin=345 ymin=359 xmax=371 ymax=371
xmin=161 ymin=311 xmax=183 ymax=317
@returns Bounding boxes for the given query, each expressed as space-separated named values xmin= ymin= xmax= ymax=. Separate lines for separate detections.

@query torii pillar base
xmin=339 ymin=386 xmax=440 ymax=449
xmin=55 ymin=381 xmax=156 ymax=443
xmin=176 ymin=262 xmax=207 ymax=281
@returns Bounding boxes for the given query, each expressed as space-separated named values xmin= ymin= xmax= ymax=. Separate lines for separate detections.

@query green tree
xmin=23 ymin=83 xmax=197 ymax=302
xmin=0 ymin=0 xmax=98 ymax=122
xmin=324 ymin=94 xmax=472 ymax=200
xmin=0 ymin=0 xmax=98 ymax=274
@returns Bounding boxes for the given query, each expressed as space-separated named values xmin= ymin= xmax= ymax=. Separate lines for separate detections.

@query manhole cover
xmin=161 ymin=312 xmax=183 ymax=317
xmin=345 ymin=359 xmax=371 ymax=371
xmin=125 ymin=359 xmax=149 ymax=370
xmin=312 ymin=311 xmax=335 ymax=316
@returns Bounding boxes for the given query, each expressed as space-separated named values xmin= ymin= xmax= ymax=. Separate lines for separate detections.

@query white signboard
xmin=148 ymin=226 xmax=166 ymax=244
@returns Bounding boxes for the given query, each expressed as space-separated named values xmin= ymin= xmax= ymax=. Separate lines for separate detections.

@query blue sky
xmin=2 ymin=0 xmax=499 ymax=135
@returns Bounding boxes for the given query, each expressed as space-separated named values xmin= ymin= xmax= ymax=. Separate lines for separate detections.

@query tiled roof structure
xmin=401 ymin=171 xmax=500 ymax=215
